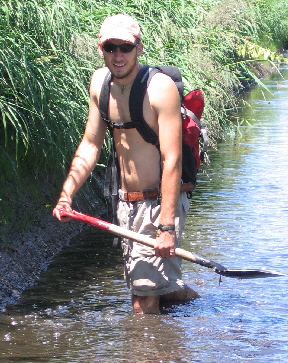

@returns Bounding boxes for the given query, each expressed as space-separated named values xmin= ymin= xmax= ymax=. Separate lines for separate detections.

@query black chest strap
xmin=129 ymin=65 xmax=159 ymax=146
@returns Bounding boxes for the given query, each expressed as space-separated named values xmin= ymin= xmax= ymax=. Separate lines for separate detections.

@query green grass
xmin=1 ymin=0 xmax=288 ymax=241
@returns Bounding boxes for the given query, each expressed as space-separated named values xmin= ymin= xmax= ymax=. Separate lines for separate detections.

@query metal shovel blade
xmin=215 ymin=269 xmax=286 ymax=279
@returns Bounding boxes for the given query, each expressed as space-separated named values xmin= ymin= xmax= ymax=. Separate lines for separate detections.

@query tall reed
xmin=1 ymin=0 xmax=288 ymax=239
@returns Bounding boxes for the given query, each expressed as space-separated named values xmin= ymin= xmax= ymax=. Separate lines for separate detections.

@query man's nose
xmin=114 ymin=49 xmax=124 ymax=59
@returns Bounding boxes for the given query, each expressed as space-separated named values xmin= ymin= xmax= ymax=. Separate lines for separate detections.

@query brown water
xmin=1 ymin=64 xmax=288 ymax=362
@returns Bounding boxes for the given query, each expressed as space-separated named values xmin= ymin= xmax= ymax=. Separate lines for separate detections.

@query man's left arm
xmin=150 ymin=73 xmax=183 ymax=258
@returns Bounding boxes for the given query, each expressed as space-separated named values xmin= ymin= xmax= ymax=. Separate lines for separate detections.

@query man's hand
xmin=52 ymin=198 xmax=72 ymax=222
xmin=154 ymin=230 xmax=176 ymax=258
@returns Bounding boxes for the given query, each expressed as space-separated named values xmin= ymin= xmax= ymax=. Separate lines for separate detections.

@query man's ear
xmin=137 ymin=43 xmax=143 ymax=57
xmin=98 ymin=44 xmax=104 ymax=57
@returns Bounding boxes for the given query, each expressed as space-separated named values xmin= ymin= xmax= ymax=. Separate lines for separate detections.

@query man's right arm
xmin=53 ymin=69 xmax=107 ymax=221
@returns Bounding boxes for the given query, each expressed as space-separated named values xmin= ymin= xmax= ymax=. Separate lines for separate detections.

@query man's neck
xmin=112 ymin=63 xmax=142 ymax=85
xmin=112 ymin=64 xmax=142 ymax=93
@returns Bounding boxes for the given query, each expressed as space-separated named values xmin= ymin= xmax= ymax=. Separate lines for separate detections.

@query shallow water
xmin=1 ymin=65 xmax=288 ymax=362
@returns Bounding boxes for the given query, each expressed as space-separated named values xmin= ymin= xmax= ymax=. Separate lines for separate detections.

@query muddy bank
xmin=0 ymin=173 xmax=108 ymax=312
xmin=0 ymin=214 xmax=85 ymax=312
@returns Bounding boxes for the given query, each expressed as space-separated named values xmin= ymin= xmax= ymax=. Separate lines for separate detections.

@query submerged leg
xmin=132 ymin=295 xmax=160 ymax=314
xmin=160 ymin=284 xmax=200 ymax=302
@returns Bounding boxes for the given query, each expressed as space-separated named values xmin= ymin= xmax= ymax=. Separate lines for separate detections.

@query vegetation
xmin=1 ymin=0 xmax=288 ymax=241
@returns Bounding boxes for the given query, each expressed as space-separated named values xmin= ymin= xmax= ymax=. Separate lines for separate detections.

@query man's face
xmin=100 ymin=39 xmax=143 ymax=80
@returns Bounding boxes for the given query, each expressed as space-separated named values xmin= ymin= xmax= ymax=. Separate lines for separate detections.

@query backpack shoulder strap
xmin=129 ymin=65 xmax=185 ymax=147
xmin=129 ymin=65 xmax=160 ymax=146
xmin=99 ymin=70 xmax=112 ymax=123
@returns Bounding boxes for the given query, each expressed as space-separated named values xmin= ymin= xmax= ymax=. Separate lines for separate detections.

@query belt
xmin=180 ymin=182 xmax=195 ymax=193
xmin=119 ymin=188 xmax=160 ymax=202
xmin=119 ymin=183 xmax=195 ymax=202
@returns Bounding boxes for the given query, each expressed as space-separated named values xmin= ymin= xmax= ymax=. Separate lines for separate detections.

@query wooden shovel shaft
xmin=59 ymin=209 xmax=223 ymax=270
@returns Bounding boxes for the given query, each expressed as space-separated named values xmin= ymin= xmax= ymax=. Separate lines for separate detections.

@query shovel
xmin=59 ymin=209 xmax=285 ymax=280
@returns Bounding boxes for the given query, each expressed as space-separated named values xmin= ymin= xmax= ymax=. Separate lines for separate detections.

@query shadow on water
xmin=1 ymin=64 xmax=288 ymax=362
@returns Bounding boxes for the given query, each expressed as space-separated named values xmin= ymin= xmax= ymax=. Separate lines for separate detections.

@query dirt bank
xmin=0 ymin=214 xmax=85 ymax=312
xmin=0 ymin=173 xmax=108 ymax=312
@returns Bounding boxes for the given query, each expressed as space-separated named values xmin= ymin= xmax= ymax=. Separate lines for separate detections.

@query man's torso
xmin=100 ymin=66 xmax=162 ymax=192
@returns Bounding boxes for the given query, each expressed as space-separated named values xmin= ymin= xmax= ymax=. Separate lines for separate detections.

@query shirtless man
xmin=53 ymin=14 xmax=198 ymax=314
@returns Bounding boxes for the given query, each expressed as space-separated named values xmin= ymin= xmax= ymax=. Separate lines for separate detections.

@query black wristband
xmin=158 ymin=224 xmax=175 ymax=232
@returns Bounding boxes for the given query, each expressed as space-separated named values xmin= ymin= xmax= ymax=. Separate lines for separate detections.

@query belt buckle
xmin=124 ymin=192 xmax=130 ymax=201
xmin=144 ymin=188 xmax=158 ymax=200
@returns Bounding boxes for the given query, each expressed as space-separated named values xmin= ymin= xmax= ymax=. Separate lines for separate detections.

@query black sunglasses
xmin=102 ymin=43 xmax=139 ymax=53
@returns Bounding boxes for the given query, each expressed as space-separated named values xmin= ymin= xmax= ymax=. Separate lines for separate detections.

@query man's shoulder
xmin=147 ymin=68 xmax=177 ymax=89
xmin=89 ymin=67 xmax=110 ymax=95
xmin=91 ymin=66 xmax=110 ymax=82
xmin=146 ymin=68 xmax=179 ymax=101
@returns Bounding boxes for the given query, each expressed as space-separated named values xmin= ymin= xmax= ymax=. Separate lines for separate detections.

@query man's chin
xmin=109 ymin=62 xmax=138 ymax=80
xmin=111 ymin=66 xmax=128 ymax=79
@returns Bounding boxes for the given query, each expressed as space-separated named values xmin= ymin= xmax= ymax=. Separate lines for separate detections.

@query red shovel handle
xmin=60 ymin=209 xmax=111 ymax=231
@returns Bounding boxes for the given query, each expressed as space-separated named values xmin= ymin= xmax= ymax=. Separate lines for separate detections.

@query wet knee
xmin=132 ymin=295 xmax=160 ymax=314
xmin=160 ymin=285 xmax=200 ymax=302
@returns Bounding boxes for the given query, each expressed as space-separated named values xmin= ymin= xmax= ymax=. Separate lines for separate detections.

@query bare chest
xmin=106 ymin=85 xmax=161 ymax=191
xmin=108 ymin=87 xmax=131 ymax=124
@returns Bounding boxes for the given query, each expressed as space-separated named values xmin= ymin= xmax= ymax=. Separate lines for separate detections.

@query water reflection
xmin=1 ymin=65 xmax=288 ymax=362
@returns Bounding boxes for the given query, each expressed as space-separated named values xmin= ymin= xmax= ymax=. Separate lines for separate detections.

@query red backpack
xmin=182 ymin=87 xmax=208 ymax=171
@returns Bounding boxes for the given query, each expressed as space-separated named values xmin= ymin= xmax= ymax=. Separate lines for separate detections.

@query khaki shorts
xmin=117 ymin=192 xmax=190 ymax=296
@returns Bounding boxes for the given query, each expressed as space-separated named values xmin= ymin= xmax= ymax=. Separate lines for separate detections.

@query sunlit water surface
xmin=1 ymin=65 xmax=288 ymax=362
